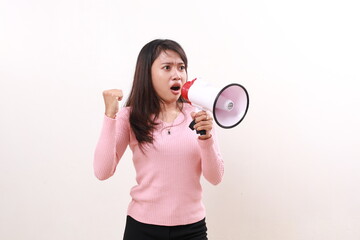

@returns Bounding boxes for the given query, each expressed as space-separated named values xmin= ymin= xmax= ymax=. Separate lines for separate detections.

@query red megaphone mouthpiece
xmin=181 ymin=78 xmax=197 ymax=103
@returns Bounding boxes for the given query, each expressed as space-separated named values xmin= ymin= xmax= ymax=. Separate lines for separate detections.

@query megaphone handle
xmin=189 ymin=120 xmax=207 ymax=135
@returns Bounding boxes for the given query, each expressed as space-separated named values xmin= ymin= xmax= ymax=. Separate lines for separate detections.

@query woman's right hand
xmin=102 ymin=89 xmax=123 ymax=119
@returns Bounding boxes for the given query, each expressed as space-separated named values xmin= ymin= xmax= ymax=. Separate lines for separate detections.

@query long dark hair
xmin=126 ymin=39 xmax=188 ymax=148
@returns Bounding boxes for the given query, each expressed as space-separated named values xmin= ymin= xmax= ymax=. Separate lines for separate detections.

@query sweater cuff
xmin=104 ymin=114 xmax=117 ymax=121
xmin=102 ymin=114 xmax=117 ymax=131
xmin=197 ymin=135 xmax=214 ymax=148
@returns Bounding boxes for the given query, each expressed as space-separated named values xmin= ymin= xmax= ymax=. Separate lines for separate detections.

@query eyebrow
xmin=161 ymin=62 xmax=185 ymax=65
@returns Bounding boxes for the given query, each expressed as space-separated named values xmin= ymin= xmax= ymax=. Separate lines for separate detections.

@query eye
xmin=163 ymin=65 xmax=170 ymax=70
xmin=180 ymin=65 xmax=186 ymax=70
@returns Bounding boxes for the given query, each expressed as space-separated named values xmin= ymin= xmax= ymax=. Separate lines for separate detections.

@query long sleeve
xmin=93 ymin=103 xmax=225 ymax=226
xmin=197 ymin=127 xmax=224 ymax=185
xmin=93 ymin=107 xmax=130 ymax=180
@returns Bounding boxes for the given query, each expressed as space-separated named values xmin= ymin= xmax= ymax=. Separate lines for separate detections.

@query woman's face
xmin=151 ymin=50 xmax=187 ymax=105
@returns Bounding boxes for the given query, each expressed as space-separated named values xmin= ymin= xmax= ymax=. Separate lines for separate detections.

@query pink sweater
xmin=94 ymin=103 xmax=224 ymax=226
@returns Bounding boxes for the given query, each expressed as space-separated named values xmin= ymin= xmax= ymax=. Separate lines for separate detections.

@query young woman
xmin=94 ymin=39 xmax=224 ymax=240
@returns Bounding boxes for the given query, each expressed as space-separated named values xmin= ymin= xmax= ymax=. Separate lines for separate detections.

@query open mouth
xmin=170 ymin=86 xmax=181 ymax=91
xmin=170 ymin=83 xmax=181 ymax=92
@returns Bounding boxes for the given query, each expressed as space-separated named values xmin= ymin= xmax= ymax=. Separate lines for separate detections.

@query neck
xmin=160 ymin=101 xmax=181 ymax=122
xmin=160 ymin=101 xmax=179 ymax=113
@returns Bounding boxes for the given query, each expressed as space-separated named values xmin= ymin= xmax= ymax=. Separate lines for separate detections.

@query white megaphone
xmin=181 ymin=78 xmax=249 ymax=135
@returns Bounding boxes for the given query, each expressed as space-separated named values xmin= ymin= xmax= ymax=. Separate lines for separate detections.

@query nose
xmin=172 ymin=68 xmax=182 ymax=80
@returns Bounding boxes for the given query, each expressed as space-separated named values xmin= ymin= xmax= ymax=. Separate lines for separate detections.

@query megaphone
xmin=181 ymin=78 xmax=249 ymax=134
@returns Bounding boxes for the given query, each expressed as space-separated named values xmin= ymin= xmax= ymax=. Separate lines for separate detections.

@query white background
xmin=1 ymin=0 xmax=360 ymax=239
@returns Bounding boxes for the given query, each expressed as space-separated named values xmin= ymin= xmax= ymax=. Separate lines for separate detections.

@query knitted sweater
xmin=93 ymin=103 xmax=224 ymax=226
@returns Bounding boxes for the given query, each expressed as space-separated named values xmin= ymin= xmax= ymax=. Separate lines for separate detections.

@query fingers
xmin=103 ymin=89 xmax=123 ymax=119
xmin=103 ymin=89 xmax=123 ymax=101
xmin=191 ymin=110 xmax=213 ymax=139
xmin=191 ymin=111 xmax=213 ymax=123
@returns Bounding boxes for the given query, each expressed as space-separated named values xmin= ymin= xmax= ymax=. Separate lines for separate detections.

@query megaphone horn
xmin=181 ymin=78 xmax=249 ymax=134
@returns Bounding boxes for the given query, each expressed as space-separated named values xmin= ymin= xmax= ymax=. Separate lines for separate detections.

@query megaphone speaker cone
xmin=213 ymin=83 xmax=249 ymax=128
xmin=181 ymin=78 xmax=249 ymax=132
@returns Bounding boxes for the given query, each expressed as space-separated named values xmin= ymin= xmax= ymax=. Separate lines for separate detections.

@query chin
xmin=166 ymin=97 xmax=180 ymax=104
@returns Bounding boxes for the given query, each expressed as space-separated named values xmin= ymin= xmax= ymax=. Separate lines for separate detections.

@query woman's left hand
xmin=191 ymin=111 xmax=213 ymax=140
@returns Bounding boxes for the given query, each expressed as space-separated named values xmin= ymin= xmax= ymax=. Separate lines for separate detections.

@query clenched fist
xmin=102 ymin=89 xmax=123 ymax=119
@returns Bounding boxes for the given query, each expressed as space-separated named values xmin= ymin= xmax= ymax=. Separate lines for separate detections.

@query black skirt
xmin=123 ymin=215 xmax=208 ymax=240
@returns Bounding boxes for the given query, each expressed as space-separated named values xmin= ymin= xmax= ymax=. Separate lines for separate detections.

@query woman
xmin=94 ymin=39 xmax=224 ymax=240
